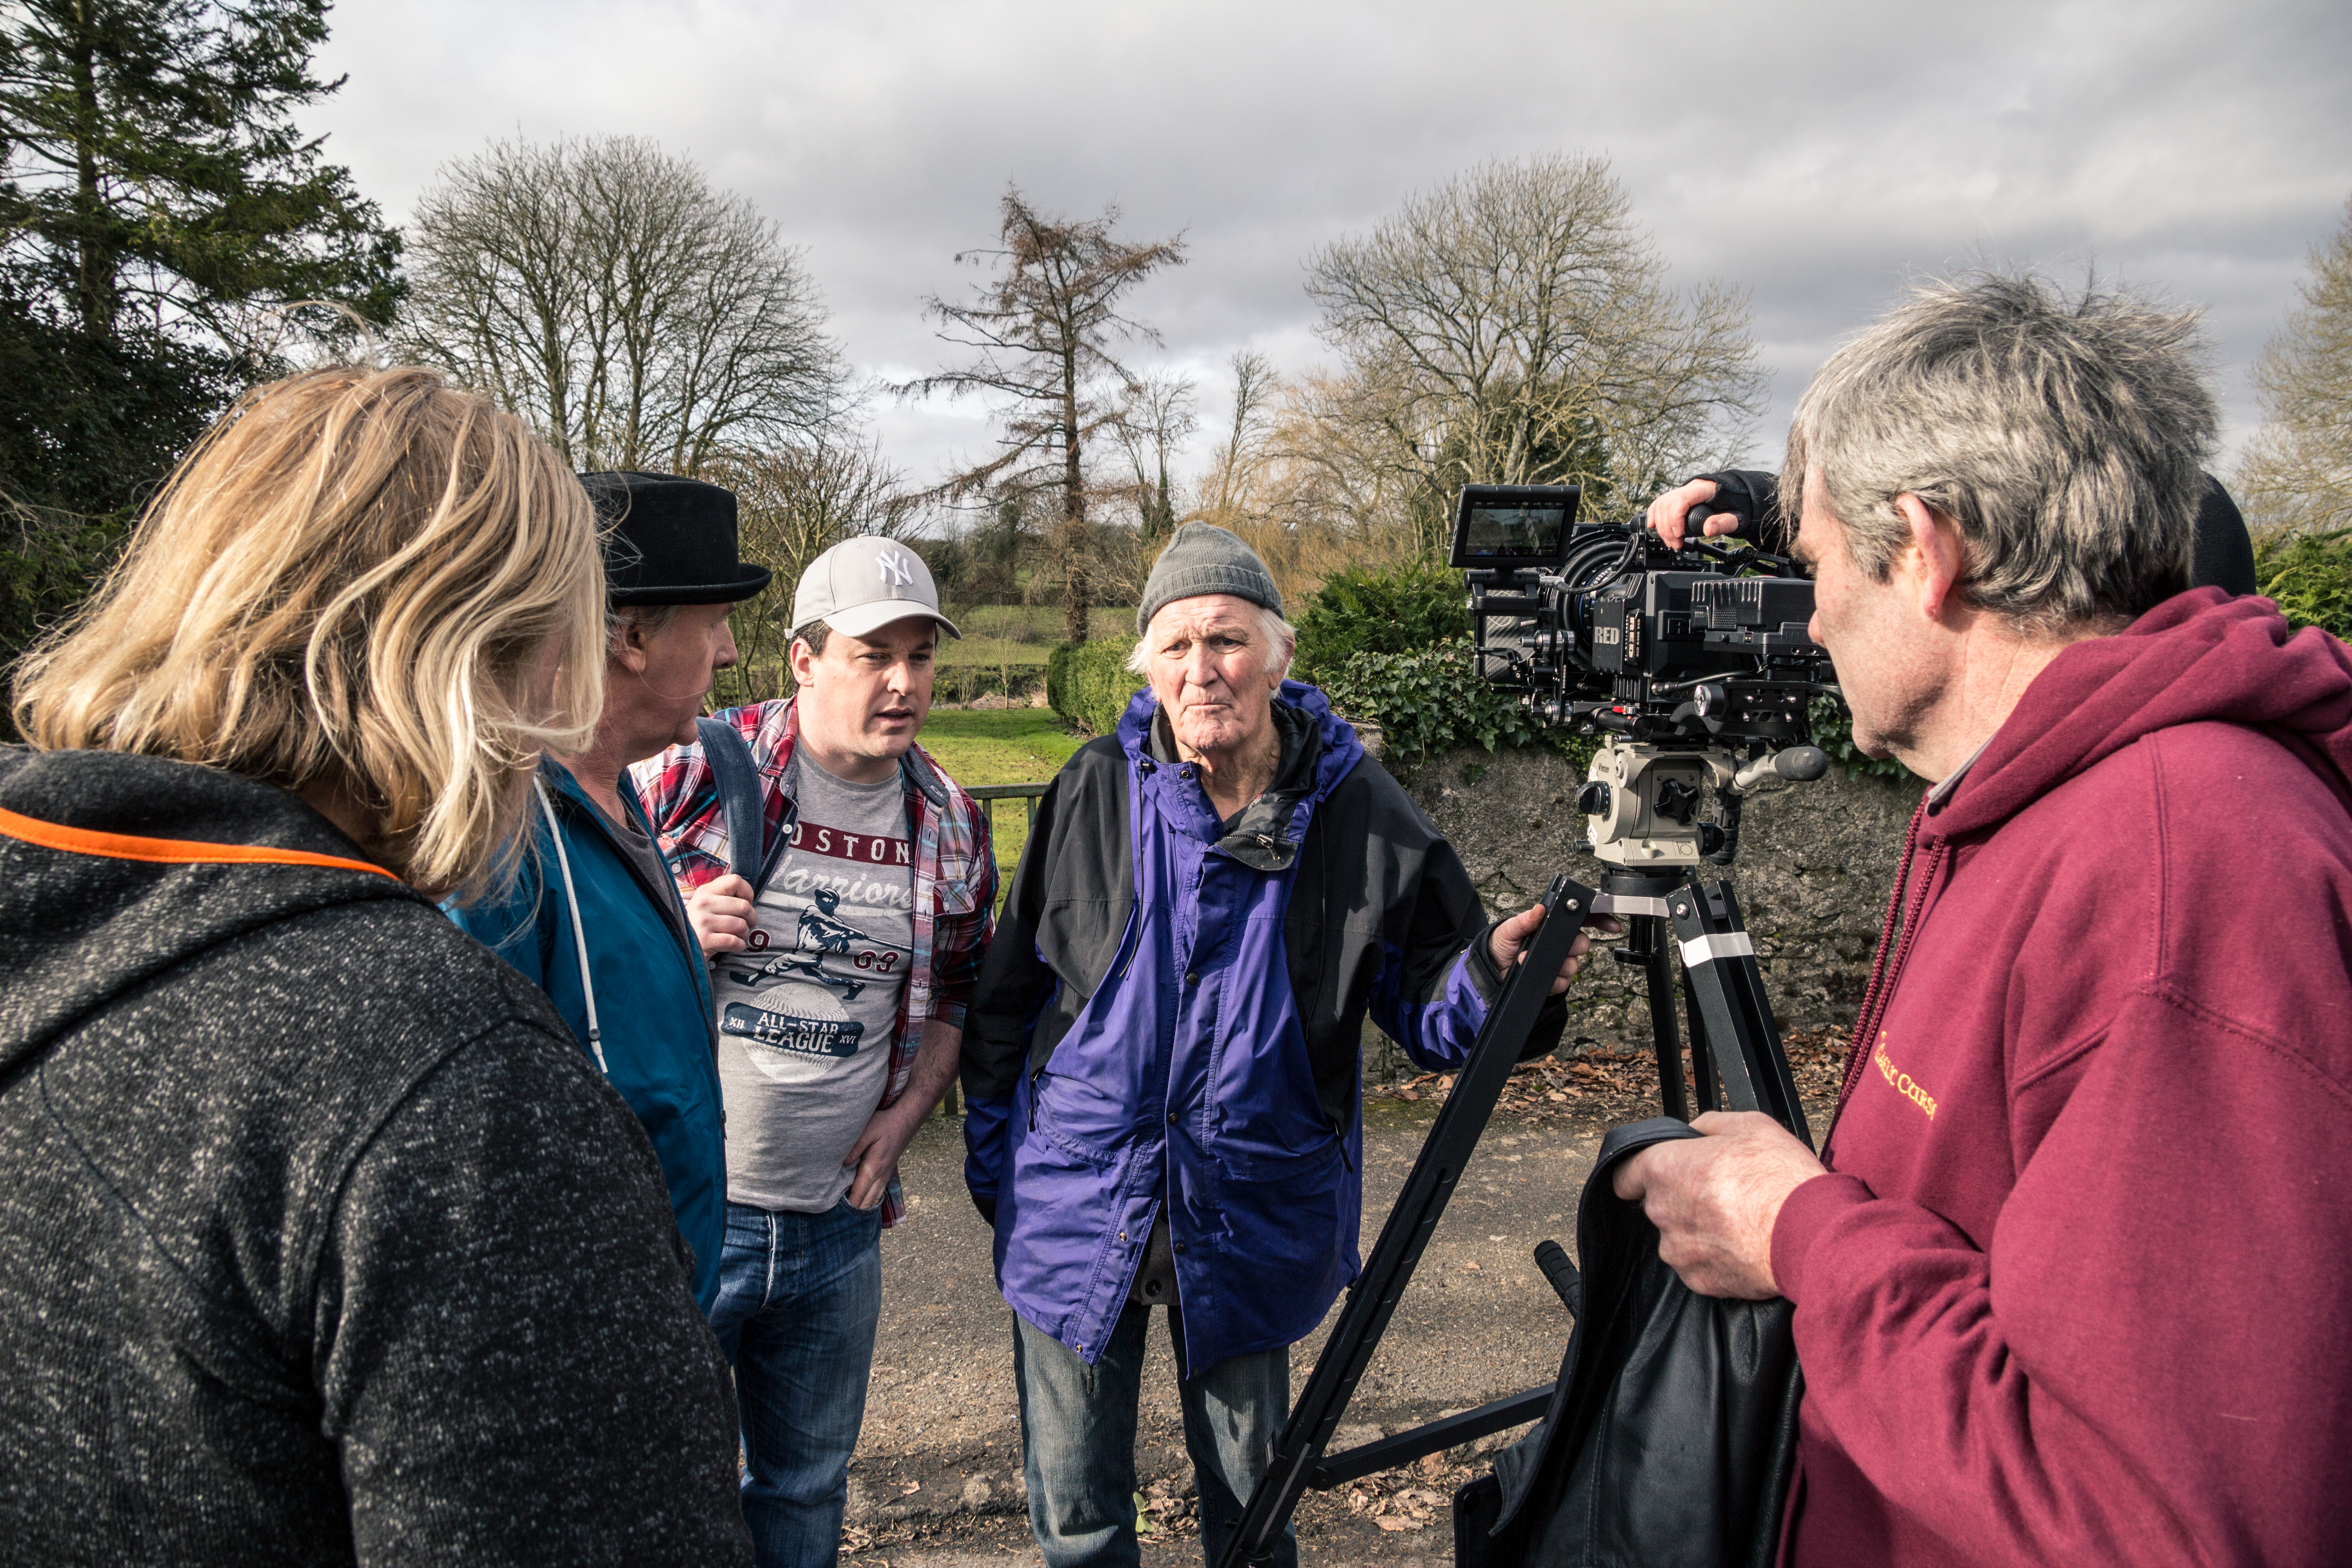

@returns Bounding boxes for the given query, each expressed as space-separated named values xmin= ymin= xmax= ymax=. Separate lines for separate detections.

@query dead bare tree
xmin=901 ymin=190 xmax=1185 ymax=644
xmin=1203 ymin=349 xmax=1278 ymax=521
xmin=402 ymin=135 xmax=850 ymax=472
xmin=1115 ymin=370 xmax=1197 ymax=544
xmin=1303 ymin=153 xmax=1764 ymax=552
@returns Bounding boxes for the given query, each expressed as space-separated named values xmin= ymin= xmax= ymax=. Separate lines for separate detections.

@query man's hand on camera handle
xmin=1611 ymin=1111 xmax=1827 ymax=1299
xmin=1488 ymin=905 xmax=1620 ymax=995
xmin=1643 ymin=477 xmax=1745 ymax=551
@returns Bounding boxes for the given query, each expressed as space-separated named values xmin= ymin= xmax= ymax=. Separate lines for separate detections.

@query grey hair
xmin=605 ymin=600 xmax=685 ymax=655
xmin=1781 ymin=272 xmax=2216 ymax=634
xmin=792 ymin=619 xmax=833 ymax=658
xmin=1127 ymin=602 xmax=1297 ymax=682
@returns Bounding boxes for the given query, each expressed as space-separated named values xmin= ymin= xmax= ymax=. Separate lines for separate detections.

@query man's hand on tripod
xmin=1490 ymin=905 xmax=1619 ymax=995
xmin=1611 ymin=1111 xmax=1826 ymax=1299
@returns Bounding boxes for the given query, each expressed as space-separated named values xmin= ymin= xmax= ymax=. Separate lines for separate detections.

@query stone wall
xmin=1376 ymin=747 xmax=1921 ymax=1067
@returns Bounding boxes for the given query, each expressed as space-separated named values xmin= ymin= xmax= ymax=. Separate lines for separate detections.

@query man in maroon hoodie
xmin=1616 ymin=273 xmax=2352 ymax=1566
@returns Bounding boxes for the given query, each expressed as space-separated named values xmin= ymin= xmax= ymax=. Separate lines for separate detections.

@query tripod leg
xmin=1681 ymin=956 xmax=1719 ymax=1115
xmin=1214 ymin=876 xmax=1598 ymax=1568
xmin=1666 ymin=879 xmax=1810 ymax=1144
xmin=1642 ymin=915 xmax=1689 ymax=1122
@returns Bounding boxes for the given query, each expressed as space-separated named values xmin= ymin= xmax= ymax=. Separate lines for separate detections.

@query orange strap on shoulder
xmin=0 ymin=803 xmax=399 ymax=882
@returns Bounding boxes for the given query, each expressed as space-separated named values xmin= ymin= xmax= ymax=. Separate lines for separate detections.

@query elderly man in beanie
xmin=633 ymin=535 xmax=995 ymax=1568
xmin=451 ymin=471 xmax=764 ymax=1318
xmin=962 ymin=522 xmax=1604 ymax=1568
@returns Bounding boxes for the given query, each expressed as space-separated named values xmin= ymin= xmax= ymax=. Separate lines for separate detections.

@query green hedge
xmin=1291 ymin=561 xmax=1471 ymax=686
xmin=1322 ymin=641 xmax=1592 ymax=767
xmin=2255 ymin=526 xmax=2352 ymax=640
xmin=1047 ymin=639 xmax=1146 ymax=736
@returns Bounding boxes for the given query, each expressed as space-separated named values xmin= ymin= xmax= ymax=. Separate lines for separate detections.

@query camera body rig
xmin=1449 ymin=483 xmax=1841 ymax=869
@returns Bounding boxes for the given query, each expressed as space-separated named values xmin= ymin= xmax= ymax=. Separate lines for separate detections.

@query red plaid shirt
xmin=629 ymin=698 xmax=996 ymax=1227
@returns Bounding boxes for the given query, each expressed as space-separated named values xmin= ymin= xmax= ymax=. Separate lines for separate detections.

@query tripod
xmin=1213 ymin=740 xmax=1818 ymax=1568
xmin=1594 ymin=867 xmax=1809 ymax=1143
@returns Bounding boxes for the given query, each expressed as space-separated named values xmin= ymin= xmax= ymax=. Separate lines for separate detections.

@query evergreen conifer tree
xmin=0 ymin=0 xmax=399 ymax=699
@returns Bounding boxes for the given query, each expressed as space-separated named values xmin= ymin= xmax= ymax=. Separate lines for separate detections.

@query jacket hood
xmin=1932 ymin=588 xmax=2352 ymax=840
xmin=1116 ymin=681 xmax=1366 ymax=871
xmin=0 ymin=747 xmax=414 ymax=1080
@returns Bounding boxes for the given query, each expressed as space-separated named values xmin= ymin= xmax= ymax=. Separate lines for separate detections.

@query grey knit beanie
xmin=1137 ymin=522 xmax=1283 ymax=632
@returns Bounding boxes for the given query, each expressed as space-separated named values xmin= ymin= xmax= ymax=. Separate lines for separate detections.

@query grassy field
xmin=916 ymin=708 xmax=1089 ymax=887
xmin=937 ymin=604 xmax=1136 ymax=666
xmin=725 ymin=608 xmax=1138 ymax=706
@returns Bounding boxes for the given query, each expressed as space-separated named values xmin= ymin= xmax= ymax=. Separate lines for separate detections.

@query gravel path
xmin=846 ymin=1092 xmax=1610 ymax=1564
xmin=839 ymin=1030 xmax=1846 ymax=1564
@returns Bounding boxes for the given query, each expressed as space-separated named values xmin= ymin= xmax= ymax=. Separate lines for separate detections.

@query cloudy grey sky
xmin=314 ymin=0 xmax=2352 ymax=500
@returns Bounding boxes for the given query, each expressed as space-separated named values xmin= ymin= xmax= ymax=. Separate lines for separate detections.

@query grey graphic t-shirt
xmin=710 ymin=759 xmax=914 ymax=1212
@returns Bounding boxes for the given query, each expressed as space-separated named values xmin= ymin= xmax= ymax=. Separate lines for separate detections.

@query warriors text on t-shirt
xmin=708 ymin=760 xmax=914 ymax=1212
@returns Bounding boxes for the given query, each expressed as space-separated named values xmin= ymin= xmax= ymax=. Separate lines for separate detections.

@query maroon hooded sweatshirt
xmin=1770 ymin=588 xmax=2352 ymax=1566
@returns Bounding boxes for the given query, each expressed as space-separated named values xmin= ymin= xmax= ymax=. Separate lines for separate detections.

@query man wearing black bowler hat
xmin=451 ymin=470 xmax=769 ymax=1317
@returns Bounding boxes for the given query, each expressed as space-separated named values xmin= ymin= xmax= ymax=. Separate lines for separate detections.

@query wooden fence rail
xmin=930 ymin=783 xmax=1050 ymax=1118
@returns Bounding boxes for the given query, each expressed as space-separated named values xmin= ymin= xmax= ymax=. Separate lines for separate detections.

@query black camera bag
xmin=1456 ymin=1117 xmax=1802 ymax=1568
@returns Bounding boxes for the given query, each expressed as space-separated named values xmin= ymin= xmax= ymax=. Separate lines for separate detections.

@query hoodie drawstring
xmin=535 ymin=776 xmax=608 ymax=1077
xmin=1826 ymin=797 xmax=1944 ymax=1145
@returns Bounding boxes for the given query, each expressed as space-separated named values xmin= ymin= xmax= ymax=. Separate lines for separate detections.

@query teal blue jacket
xmin=448 ymin=760 xmax=726 ymax=1313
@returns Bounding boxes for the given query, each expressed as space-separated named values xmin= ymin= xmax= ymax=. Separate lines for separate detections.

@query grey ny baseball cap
xmin=791 ymin=536 xmax=962 ymax=641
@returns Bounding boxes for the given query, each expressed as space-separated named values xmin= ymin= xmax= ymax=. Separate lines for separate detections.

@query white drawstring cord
xmin=534 ymin=775 xmax=608 ymax=1076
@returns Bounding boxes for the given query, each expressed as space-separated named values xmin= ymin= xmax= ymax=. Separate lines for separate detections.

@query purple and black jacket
xmin=961 ymin=682 xmax=1563 ymax=1372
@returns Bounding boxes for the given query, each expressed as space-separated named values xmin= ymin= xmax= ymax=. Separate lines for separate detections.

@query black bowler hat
xmin=581 ymin=470 xmax=773 ymax=606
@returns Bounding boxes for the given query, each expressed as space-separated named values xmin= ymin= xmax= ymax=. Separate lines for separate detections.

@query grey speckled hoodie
xmin=0 ymin=746 xmax=751 ymax=1566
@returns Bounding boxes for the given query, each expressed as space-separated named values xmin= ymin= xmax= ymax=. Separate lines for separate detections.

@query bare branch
xmin=2237 ymin=193 xmax=2352 ymax=537
xmin=703 ymin=438 xmax=921 ymax=700
xmin=1297 ymin=153 xmax=1765 ymax=552
xmin=399 ymin=135 xmax=852 ymax=472
xmin=897 ymin=187 xmax=1185 ymax=642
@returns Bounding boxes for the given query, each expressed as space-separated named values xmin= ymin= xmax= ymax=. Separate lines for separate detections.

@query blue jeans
xmin=1013 ymin=1304 xmax=1298 ymax=1568
xmin=708 ymin=1196 xmax=884 ymax=1568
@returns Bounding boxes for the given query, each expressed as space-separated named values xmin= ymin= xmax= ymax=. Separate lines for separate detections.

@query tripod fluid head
xmin=1574 ymin=735 xmax=1828 ymax=870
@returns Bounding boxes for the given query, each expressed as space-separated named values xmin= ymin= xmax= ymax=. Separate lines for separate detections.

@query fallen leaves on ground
xmin=1779 ymin=1025 xmax=1851 ymax=1103
xmin=1343 ymin=1455 xmax=1480 ymax=1534
xmin=1136 ymin=1477 xmax=1198 ymax=1539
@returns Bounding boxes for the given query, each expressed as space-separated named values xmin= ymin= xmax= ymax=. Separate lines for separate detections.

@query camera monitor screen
xmin=1448 ymin=484 xmax=1581 ymax=571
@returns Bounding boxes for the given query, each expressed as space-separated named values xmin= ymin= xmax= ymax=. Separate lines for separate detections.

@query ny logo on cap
xmin=876 ymin=549 xmax=916 ymax=589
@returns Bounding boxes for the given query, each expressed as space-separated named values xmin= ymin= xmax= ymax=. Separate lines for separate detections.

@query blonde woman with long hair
xmin=0 ymin=366 xmax=750 ymax=1565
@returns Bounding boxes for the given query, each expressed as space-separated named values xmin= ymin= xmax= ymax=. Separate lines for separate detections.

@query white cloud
xmin=316 ymin=0 xmax=2352 ymax=491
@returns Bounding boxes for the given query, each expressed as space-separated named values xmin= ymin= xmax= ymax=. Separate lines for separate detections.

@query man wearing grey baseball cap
xmin=632 ymin=535 xmax=997 ymax=1568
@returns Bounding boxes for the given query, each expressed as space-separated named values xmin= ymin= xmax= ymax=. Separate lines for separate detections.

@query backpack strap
xmin=695 ymin=715 xmax=770 ymax=887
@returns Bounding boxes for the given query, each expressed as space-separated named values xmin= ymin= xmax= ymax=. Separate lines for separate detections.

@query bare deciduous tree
xmin=2239 ymin=194 xmax=2352 ymax=537
xmin=703 ymin=439 xmax=919 ymax=701
xmin=402 ymin=135 xmax=849 ymax=473
xmin=1202 ymin=349 xmax=1278 ymax=521
xmin=902 ymin=190 xmax=1185 ymax=644
xmin=1302 ymin=153 xmax=1764 ymax=551
xmin=1114 ymin=370 xmax=1197 ymax=543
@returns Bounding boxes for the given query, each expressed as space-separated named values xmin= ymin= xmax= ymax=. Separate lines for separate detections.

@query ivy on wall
xmin=1323 ymin=641 xmax=1596 ymax=769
